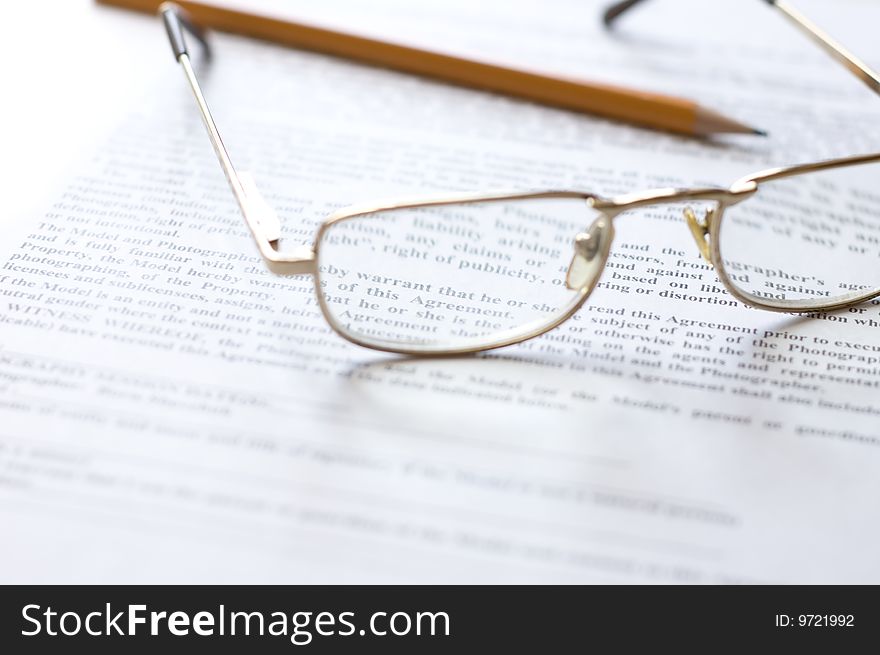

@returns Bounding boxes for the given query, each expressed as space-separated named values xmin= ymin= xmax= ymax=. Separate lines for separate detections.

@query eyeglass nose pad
xmin=565 ymin=216 xmax=614 ymax=290
xmin=684 ymin=206 xmax=714 ymax=264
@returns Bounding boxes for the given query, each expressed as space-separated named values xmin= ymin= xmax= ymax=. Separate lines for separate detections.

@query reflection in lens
xmin=719 ymin=161 xmax=880 ymax=308
xmin=316 ymin=196 xmax=601 ymax=352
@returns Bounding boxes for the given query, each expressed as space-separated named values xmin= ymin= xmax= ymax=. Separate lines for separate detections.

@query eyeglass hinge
xmin=238 ymin=171 xmax=282 ymax=243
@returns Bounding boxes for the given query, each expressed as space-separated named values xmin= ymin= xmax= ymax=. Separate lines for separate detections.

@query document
xmin=1 ymin=0 xmax=879 ymax=583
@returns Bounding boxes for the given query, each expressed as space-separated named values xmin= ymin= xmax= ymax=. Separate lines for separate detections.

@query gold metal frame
xmin=158 ymin=2 xmax=880 ymax=356
xmin=603 ymin=0 xmax=880 ymax=96
xmin=313 ymin=191 xmax=605 ymax=355
xmin=719 ymin=153 xmax=880 ymax=312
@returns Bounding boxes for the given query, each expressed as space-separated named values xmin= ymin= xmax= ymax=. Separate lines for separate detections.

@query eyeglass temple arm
xmin=159 ymin=3 xmax=315 ymax=273
xmin=603 ymin=0 xmax=880 ymax=95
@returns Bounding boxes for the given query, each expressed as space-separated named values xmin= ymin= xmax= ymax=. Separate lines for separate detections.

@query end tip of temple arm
xmin=159 ymin=2 xmax=212 ymax=62
xmin=602 ymin=0 xmax=650 ymax=28
xmin=604 ymin=0 xmax=778 ymax=29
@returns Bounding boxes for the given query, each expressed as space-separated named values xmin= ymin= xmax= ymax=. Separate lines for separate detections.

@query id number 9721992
xmin=775 ymin=615 xmax=854 ymax=627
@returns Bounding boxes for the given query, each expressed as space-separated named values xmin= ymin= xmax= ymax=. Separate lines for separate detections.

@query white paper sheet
xmin=1 ymin=0 xmax=880 ymax=583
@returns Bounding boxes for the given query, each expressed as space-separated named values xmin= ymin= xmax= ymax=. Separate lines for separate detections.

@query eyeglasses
xmin=158 ymin=1 xmax=880 ymax=356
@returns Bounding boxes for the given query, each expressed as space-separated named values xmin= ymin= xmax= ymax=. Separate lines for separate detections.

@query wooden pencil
xmin=98 ymin=0 xmax=763 ymax=137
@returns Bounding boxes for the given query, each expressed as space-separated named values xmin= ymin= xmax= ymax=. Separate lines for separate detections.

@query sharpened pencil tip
xmin=693 ymin=107 xmax=767 ymax=137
